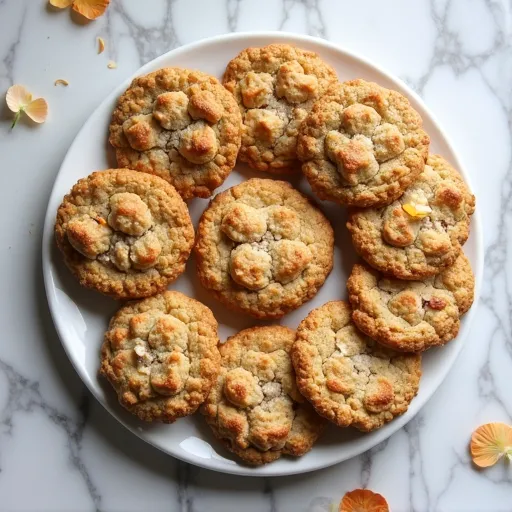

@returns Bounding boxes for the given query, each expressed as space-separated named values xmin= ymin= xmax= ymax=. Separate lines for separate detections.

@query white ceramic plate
xmin=42 ymin=32 xmax=483 ymax=477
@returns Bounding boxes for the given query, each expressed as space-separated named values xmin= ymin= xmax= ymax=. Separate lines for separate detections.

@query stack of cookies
xmin=54 ymin=43 xmax=475 ymax=467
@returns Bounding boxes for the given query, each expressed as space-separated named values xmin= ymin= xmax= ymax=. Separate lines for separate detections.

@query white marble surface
xmin=0 ymin=0 xmax=511 ymax=510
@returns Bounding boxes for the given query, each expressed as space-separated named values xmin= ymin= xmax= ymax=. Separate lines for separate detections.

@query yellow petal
xmin=339 ymin=489 xmax=389 ymax=512
xmin=54 ymin=79 xmax=69 ymax=86
xmin=49 ymin=0 xmax=74 ymax=7
xmin=471 ymin=422 xmax=512 ymax=468
xmin=25 ymin=98 xmax=48 ymax=124
xmin=6 ymin=85 xmax=32 ymax=112
xmin=72 ymin=0 xmax=110 ymax=20
xmin=402 ymin=203 xmax=432 ymax=219
xmin=107 ymin=60 xmax=117 ymax=69
xmin=98 ymin=37 xmax=105 ymax=54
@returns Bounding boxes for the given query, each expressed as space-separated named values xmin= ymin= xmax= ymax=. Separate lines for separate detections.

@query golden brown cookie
xmin=100 ymin=291 xmax=220 ymax=423
xmin=298 ymin=79 xmax=430 ymax=207
xmin=202 ymin=326 xmax=325 ymax=465
xmin=195 ymin=178 xmax=334 ymax=318
xmin=223 ymin=44 xmax=337 ymax=173
xmin=346 ymin=154 xmax=475 ymax=279
xmin=109 ymin=68 xmax=242 ymax=200
xmin=292 ymin=301 xmax=421 ymax=432
xmin=55 ymin=169 xmax=194 ymax=299
xmin=347 ymin=253 xmax=475 ymax=352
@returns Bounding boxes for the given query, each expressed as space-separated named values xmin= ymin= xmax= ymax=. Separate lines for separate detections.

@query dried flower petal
xmin=6 ymin=85 xmax=32 ymax=112
xmin=98 ymin=37 xmax=105 ymax=54
xmin=49 ymin=0 xmax=74 ymax=8
xmin=6 ymin=85 xmax=47 ymax=128
xmin=54 ymin=79 xmax=69 ymax=87
xmin=72 ymin=0 xmax=110 ymax=20
xmin=107 ymin=60 xmax=117 ymax=69
xmin=471 ymin=422 xmax=512 ymax=468
xmin=402 ymin=203 xmax=432 ymax=219
xmin=25 ymin=98 xmax=49 ymax=124
xmin=339 ymin=489 xmax=389 ymax=512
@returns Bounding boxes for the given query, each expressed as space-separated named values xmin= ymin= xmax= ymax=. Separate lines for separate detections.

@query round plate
xmin=42 ymin=32 xmax=483 ymax=476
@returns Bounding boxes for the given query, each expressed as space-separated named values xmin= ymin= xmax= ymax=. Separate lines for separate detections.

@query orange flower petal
xmin=49 ymin=0 xmax=74 ymax=7
xmin=54 ymin=79 xmax=69 ymax=86
xmin=98 ymin=37 xmax=105 ymax=54
xmin=339 ymin=489 xmax=389 ymax=512
xmin=25 ymin=98 xmax=48 ymax=124
xmin=72 ymin=0 xmax=110 ymax=20
xmin=471 ymin=422 xmax=512 ymax=468
xmin=6 ymin=85 xmax=32 ymax=112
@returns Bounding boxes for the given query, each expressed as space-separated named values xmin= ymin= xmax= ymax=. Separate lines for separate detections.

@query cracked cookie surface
xmin=55 ymin=169 xmax=194 ymax=299
xmin=292 ymin=301 xmax=421 ymax=432
xmin=347 ymin=253 xmax=475 ymax=352
xmin=347 ymin=154 xmax=475 ymax=279
xmin=298 ymin=79 xmax=430 ymax=206
xmin=109 ymin=68 xmax=242 ymax=199
xmin=223 ymin=44 xmax=337 ymax=174
xmin=100 ymin=291 xmax=220 ymax=423
xmin=195 ymin=178 xmax=334 ymax=318
xmin=202 ymin=326 xmax=325 ymax=465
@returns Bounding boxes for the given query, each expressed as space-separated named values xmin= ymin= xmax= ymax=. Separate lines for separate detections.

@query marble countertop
xmin=1 ymin=0 xmax=511 ymax=510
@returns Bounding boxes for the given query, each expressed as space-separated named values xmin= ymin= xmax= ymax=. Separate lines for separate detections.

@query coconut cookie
xmin=109 ymin=68 xmax=242 ymax=200
xmin=292 ymin=301 xmax=421 ymax=432
xmin=55 ymin=169 xmax=194 ymax=299
xmin=346 ymin=154 xmax=475 ymax=279
xmin=202 ymin=326 xmax=325 ymax=465
xmin=223 ymin=44 xmax=337 ymax=173
xmin=100 ymin=291 xmax=220 ymax=422
xmin=347 ymin=253 xmax=475 ymax=352
xmin=195 ymin=178 xmax=334 ymax=319
xmin=298 ymin=79 xmax=430 ymax=207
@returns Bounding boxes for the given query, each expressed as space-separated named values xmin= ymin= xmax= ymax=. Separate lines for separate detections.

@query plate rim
xmin=42 ymin=31 xmax=484 ymax=477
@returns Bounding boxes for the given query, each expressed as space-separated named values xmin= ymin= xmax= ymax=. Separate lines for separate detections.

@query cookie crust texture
xmin=347 ymin=253 xmax=475 ymax=352
xmin=202 ymin=326 xmax=325 ymax=465
xmin=347 ymin=154 xmax=475 ymax=280
xmin=223 ymin=44 xmax=337 ymax=173
xmin=55 ymin=169 xmax=194 ymax=299
xmin=110 ymin=67 xmax=242 ymax=199
xmin=298 ymin=79 xmax=430 ymax=207
xmin=292 ymin=301 xmax=421 ymax=432
xmin=100 ymin=291 xmax=220 ymax=423
xmin=195 ymin=178 xmax=334 ymax=319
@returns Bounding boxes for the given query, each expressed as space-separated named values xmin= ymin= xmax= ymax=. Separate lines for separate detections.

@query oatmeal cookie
xmin=100 ymin=291 xmax=220 ymax=422
xmin=347 ymin=154 xmax=475 ymax=279
xmin=223 ymin=44 xmax=337 ymax=173
xmin=55 ymin=169 xmax=194 ymax=299
xmin=202 ymin=326 xmax=325 ymax=465
xmin=195 ymin=178 xmax=334 ymax=318
xmin=292 ymin=301 xmax=421 ymax=431
xmin=298 ymin=79 xmax=430 ymax=207
xmin=109 ymin=68 xmax=242 ymax=199
xmin=347 ymin=253 xmax=475 ymax=352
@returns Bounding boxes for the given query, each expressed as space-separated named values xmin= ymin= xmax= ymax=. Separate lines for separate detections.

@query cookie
xmin=109 ymin=68 xmax=242 ymax=200
xmin=223 ymin=44 xmax=337 ymax=173
xmin=195 ymin=178 xmax=334 ymax=318
xmin=347 ymin=253 xmax=475 ymax=352
xmin=55 ymin=169 xmax=194 ymax=299
xmin=202 ymin=326 xmax=325 ymax=465
xmin=347 ymin=154 xmax=475 ymax=279
xmin=292 ymin=301 xmax=421 ymax=432
xmin=100 ymin=291 xmax=220 ymax=423
xmin=298 ymin=79 xmax=430 ymax=207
